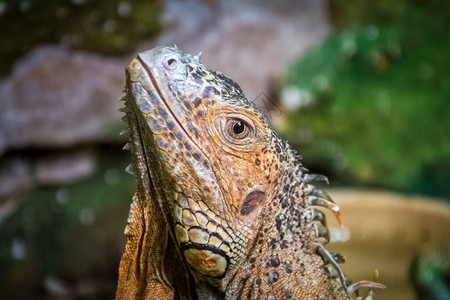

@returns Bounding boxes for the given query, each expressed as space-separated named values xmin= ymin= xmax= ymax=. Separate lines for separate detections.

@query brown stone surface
xmin=0 ymin=0 xmax=329 ymax=155
xmin=152 ymin=0 xmax=330 ymax=101
xmin=326 ymin=189 xmax=450 ymax=300
xmin=0 ymin=46 xmax=125 ymax=155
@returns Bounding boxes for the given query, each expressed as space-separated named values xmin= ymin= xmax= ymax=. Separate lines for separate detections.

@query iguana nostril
xmin=165 ymin=57 xmax=178 ymax=70
xmin=168 ymin=58 xmax=176 ymax=66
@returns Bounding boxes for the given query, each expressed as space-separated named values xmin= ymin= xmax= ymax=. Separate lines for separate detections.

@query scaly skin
xmin=116 ymin=46 xmax=385 ymax=299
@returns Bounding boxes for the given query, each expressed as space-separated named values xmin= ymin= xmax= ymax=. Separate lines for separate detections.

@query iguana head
xmin=125 ymin=46 xmax=298 ymax=284
xmin=124 ymin=46 xmax=384 ymax=297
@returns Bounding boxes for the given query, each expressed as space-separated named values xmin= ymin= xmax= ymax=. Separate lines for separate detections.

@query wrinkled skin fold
xmin=116 ymin=46 xmax=385 ymax=299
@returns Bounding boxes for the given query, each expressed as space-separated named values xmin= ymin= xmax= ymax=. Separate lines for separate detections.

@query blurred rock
xmin=35 ymin=151 xmax=96 ymax=186
xmin=153 ymin=0 xmax=330 ymax=102
xmin=0 ymin=150 xmax=134 ymax=299
xmin=0 ymin=158 xmax=34 ymax=225
xmin=0 ymin=0 xmax=329 ymax=156
xmin=327 ymin=190 xmax=450 ymax=300
xmin=44 ymin=276 xmax=70 ymax=296
xmin=0 ymin=0 xmax=161 ymax=77
xmin=0 ymin=45 xmax=125 ymax=155
xmin=0 ymin=151 xmax=96 ymax=225
xmin=0 ymin=159 xmax=32 ymax=199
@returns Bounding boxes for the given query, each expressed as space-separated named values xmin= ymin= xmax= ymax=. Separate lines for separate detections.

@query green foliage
xmin=282 ymin=0 xmax=450 ymax=197
xmin=0 ymin=0 xmax=161 ymax=77
xmin=410 ymin=248 xmax=450 ymax=300
xmin=329 ymin=0 xmax=449 ymax=27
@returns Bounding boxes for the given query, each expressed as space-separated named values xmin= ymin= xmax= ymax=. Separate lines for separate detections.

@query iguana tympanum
xmin=116 ymin=46 xmax=385 ymax=299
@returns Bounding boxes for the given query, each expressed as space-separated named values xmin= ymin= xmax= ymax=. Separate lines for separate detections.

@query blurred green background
xmin=0 ymin=0 xmax=448 ymax=299
xmin=282 ymin=0 xmax=450 ymax=199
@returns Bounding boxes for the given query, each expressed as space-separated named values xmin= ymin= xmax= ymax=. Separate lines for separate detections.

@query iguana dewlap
xmin=116 ymin=46 xmax=385 ymax=299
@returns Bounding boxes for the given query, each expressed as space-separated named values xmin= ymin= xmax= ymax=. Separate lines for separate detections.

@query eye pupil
xmin=226 ymin=118 xmax=252 ymax=141
xmin=233 ymin=121 xmax=245 ymax=134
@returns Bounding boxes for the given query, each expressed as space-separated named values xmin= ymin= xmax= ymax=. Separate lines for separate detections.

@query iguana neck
xmin=225 ymin=161 xmax=349 ymax=299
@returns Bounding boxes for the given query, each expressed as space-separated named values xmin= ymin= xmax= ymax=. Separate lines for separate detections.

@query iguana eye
xmin=210 ymin=112 xmax=257 ymax=150
xmin=163 ymin=55 xmax=179 ymax=70
xmin=227 ymin=119 xmax=251 ymax=139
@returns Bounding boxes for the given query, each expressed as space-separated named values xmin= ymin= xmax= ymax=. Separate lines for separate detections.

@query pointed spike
xmin=316 ymin=243 xmax=348 ymax=293
xmin=193 ymin=51 xmax=203 ymax=63
xmin=173 ymin=44 xmax=179 ymax=50
xmin=124 ymin=224 xmax=130 ymax=235
xmin=118 ymin=96 xmax=125 ymax=101
xmin=120 ymin=129 xmax=127 ymax=136
xmin=307 ymin=185 xmax=335 ymax=203
xmin=308 ymin=196 xmax=343 ymax=225
xmin=121 ymin=116 xmax=127 ymax=122
xmin=304 ymin=173 xmax=329 ymax=185
xmin=123 ymin=143 xmax=131 ymax=151
xmin=347 ymin=281 xmax=386 ymax=294
xmin=118 ymin=107 xmax=126 ymax=112
xmin=125 ymin=164 xmax=134 ymax=175
xmin=300 ymin=167 xmax=309 ymax=173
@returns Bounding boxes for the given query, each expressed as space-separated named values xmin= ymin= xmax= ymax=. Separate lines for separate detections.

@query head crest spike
xmin=195 ymin=51 xmax=202 ymax=62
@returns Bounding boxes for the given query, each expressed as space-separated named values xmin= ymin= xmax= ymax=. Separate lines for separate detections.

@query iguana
xmin=116 ymin=46 xmax=385 ymax=299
